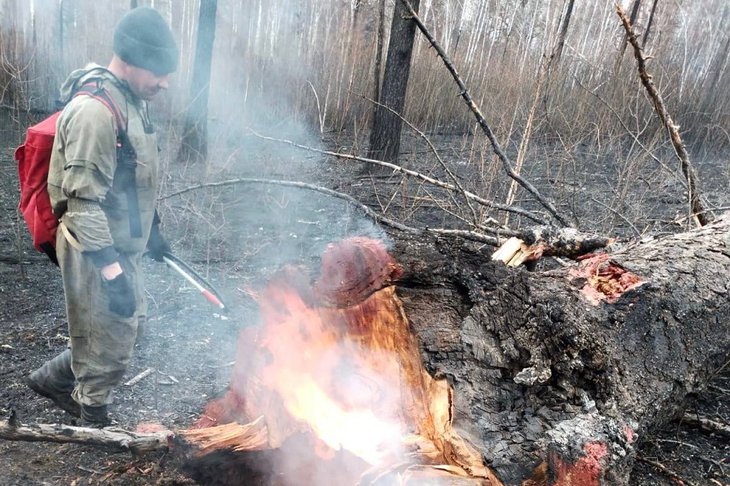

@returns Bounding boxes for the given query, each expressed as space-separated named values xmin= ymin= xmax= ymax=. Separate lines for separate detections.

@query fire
xmin=186 ymin=237 xmax=501 ymax=485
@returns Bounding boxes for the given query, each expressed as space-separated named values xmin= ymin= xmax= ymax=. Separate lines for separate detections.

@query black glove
xmin=104 ymin=272 xmax=136 ymax=318
xmin=145 ymin=219 xmax=171 ymax=262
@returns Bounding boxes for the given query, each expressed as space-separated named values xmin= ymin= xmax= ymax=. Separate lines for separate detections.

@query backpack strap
xmin=73 ymin=83 xmax=143 ymax=239
xmin=73 ymin=83 xmax=127 ymax=133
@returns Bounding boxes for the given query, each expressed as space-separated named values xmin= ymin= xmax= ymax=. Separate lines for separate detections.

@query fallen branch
xmin=399 ymin=0 xmax=573 ymax=229
xmin=247 ymin=130 xmax=549 ymax=225
xmin=161 ymin=178 xmax=612 ymax=255
xmin=616 ymin=5 xmax=710 ymax=227
xmin=681 ymin=412 xmax=730 ymax=438
xmin=0 ymin=419 xmax=172 ymax=455
xmin=162 ymin=177 xmax=429 ymax=234
xmin=636 ymin=456 xmax=696 ymax=486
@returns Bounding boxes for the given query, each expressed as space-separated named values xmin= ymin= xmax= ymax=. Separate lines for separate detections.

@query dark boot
xmin=26 ymin=349 xmax=81 ymax=418
xmin=80 ymin=404 xmax=112 ymax=428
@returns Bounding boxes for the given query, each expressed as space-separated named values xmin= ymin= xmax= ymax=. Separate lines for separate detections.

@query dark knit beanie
xmin=113 ymin=7 xmax=178 ymax=75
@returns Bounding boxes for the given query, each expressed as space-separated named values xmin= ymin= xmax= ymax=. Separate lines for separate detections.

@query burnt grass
xmin=1 ymin=112 xmax=729 ymax=485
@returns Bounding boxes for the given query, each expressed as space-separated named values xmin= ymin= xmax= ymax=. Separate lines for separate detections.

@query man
xmin=26 ymin=7 xmax=178 ymax=426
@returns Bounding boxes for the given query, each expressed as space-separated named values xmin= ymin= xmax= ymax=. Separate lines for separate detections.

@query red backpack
xmin=14 ymin=83 xmax=126 ymax=265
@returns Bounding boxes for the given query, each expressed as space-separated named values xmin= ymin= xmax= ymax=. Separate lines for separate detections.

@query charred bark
xmin=391 ymin=217 xmax=730 ymax=484
xmin=182 ymin=219 xmax=729 ymax=485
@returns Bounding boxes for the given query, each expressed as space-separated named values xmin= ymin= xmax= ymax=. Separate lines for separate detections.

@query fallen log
xmin=179 ymin=218 xmax=728 ymax=485
xmin=4 ymin=219 xmax=726 ymax=485
xmin=392 ymin=216 xmax=729 ymax=484
xmin=187 ymin=237 xmax=504 ymax=485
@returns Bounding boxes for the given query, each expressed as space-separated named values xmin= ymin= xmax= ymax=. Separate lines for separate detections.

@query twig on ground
xmin=247 ymin=130 xmax=548 ymax=224
xmin=637 ymin=455 xmax=696 ymax=486
xmin=673 ymin=207 xmax=730 ymax=225
xmin=399 ymin=0 xmax=573 ymax=228
xmin=124 ymin=368 xmax=155 ymax=387
xmin=681 ymin=412 xmax=730 ymax=438
xmin=616 ymin=5 xmax=711 ymax=227
xmin=653 ymin=438 xmax=700 ymax=450
xmin=207 ymin=361 xmax=236 ymax=369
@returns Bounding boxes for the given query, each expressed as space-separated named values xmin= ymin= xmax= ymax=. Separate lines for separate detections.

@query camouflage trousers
xmin=56 ymin=231 xmax=147 ymax=407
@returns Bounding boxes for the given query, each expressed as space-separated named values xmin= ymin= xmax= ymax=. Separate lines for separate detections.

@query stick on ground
xmin=0 ymin=420 xmax=172 ymax=455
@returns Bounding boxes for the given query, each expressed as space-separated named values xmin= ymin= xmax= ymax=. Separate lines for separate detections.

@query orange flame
xmin=193 ymin=237 xmax=500 ymax=485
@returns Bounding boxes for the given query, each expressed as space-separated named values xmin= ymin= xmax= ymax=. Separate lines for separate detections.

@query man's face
xmin=125 ymin=65 xmax=170 ymax=101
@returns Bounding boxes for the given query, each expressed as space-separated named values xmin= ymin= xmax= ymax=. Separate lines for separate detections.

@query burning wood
xmin=180 ymin=417 xmax=269 ymax=455
xmin=569 ymin=253 xmax=644 ymax=304
xmin=184 ymin=237 xmax=502 ymax=485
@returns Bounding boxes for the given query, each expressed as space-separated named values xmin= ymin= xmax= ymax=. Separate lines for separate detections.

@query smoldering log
xmin=391 ymin=217 xmax=730 ymax=484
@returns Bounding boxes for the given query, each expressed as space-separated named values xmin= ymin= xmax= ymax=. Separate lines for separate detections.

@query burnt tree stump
xmin=391 ymin=217 xmax=729 ymax=484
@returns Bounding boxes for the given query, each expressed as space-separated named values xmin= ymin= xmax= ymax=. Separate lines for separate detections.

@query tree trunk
xmin=367 ymin=0 xmax=421 ymax=164
xmin=552 ymin=0 xmax=575 ymax=64
xmin=5 ymin=221 xmax=727 ymax=486
xmin=390 ymin=217 xmax=730 ymax=484
xmin=642 ymin=0 xmax=659 ymax=48
xmin=180 ymin=0 xmax=218 ymax=162
xmin=372 ymin=0 xmax=386 ymax=105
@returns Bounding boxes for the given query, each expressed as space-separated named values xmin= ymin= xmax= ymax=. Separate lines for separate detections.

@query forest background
xmin=2 ymin=0 xmax=728 ymax=170
xmin=2 ymin=0 xmax=729 ymax=244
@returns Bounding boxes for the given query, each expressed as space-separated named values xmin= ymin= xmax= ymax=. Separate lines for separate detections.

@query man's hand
xmin=146 ymin=221 xmax=171 ymax=262
xmin=103 ymin=269 xmax=136 ymax=318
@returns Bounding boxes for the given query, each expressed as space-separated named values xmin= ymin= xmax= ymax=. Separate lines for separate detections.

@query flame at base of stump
xmin=183 ymin=237 xmax=501 ymax=486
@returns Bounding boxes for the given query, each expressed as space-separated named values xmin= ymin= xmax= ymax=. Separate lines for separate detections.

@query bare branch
xmin=572 ymin=74 xmax=688 ymax=190
xmin=160 ymin=178 xmax=609 ymax=256
xmin=161 ymin=177 xmax=418 ymax=234
xmin=616 ymin=4 xmax=711 ymax=226
xmin=398 ymin=0 xmax=573 ymax=228
xmin=247 ymin=130 xmax=549 ymax=224
xmin=0 ymin=419 xmax=171 ymax=455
